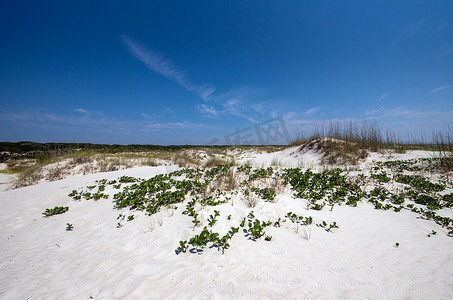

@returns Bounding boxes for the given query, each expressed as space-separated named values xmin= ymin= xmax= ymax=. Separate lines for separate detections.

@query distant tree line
xmin=0 ymin=141 xmax=245 ymax=163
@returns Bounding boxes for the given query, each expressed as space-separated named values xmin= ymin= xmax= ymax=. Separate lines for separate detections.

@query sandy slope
xmin=1 ymin=151 xmax=453 ymax=299
xmin=0 ymin=173 xmax=16 ymax=192
xmin=238 ymin=146 xmax=437 ymax=170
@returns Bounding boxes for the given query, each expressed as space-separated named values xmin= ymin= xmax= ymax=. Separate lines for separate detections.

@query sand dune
xmin=1 ymin=148 xmax=452 ymax=299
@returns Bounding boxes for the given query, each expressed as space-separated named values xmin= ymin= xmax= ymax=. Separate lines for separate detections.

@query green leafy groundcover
xmin=56 ymin=159 xmax=453 ymax=254
xmin=396 ymin=174 xmax=445 ymax=193
xmin=42 ymin=206 xmax=69 ymax=217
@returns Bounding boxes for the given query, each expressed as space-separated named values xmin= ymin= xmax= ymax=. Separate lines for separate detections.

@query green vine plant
xmin=177 ymin=225 xmax=240 ymax=255
xmin=427 ymin=230 xmax=437 ymax=237
xmin=316 ymin=221 xmax=339 ymax=232
xmin=43 ymin=206 xmax=69 ymax=217
xmin=207 ymin=210 xmax=220 ymax=227
xmin=52 ymin=158 xmax=453 ymax=256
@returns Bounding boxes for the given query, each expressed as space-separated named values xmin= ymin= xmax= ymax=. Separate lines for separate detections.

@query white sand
xmin=0 ymin=173 xmax=16 ymax=192
xmin=1 ymin=151 xmax=452 ymax=299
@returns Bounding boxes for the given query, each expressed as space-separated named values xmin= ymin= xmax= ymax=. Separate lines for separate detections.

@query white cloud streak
xmin=75 ymin=108 xmax=90 ymax=114
xmin=143 ymin=121 xmax=209 ymax=131
xmin=431 ymin=85 xmax=451 ymax=93
xmin=402 ymin=21 xmax=425 ymax=38
xmin=140 ymin=113 xmax=155 ymax=120
xmin=362 ymin=106 xmax=453 ymax=122
xmin=195 ymin=85 xmax=271 ymax=122
xmin=366 ymin=106 xmax=384 ymax=116
xmin=196 ymin=104 xmax=218 ymax=118
xmin=378 ymin=92 xmax=388 ymax=102
xmin=122 ymin=35 xmax=215 ymax=101
xmin=1 ymin=109 xmax=213 ymax=136
xmin=221 ymin=98 xmax=257 ymax=122
xmin=394 ymin=20 xmax=425 ymax=46
xmin=122 ymin=36 xmax=273 ymax=123
xmin=0 ymin=110 xmax=129 ymax=134
xmin=305 ymin=107 xmax=321 ymax=115
xmin=436 ymin=46 xmax=453 ymax=61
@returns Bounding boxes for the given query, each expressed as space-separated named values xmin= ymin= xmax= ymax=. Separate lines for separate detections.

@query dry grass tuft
xmin=172 ymin=153 xmax=201 ymax=168
xmin=269 ymin=175 xmax=285 ymax=196
xmin=68 ymin=154 xmax=93 ymax=166
xmin=46 ymin=166 xmax=67 ymax=181
xmin=270 ymin=157 xmax=283 ymax=167
xmin=432 ymin=126 xmax=453 ymax=172
xmin=6 ymin=159 xmax=36 ymax=170
xmin=141 ymin=157 xmax=160 ymax=166
xmin=81 ymin=164 xmax=96 ymax=175
xmin=13 ymin=166 xmax=44 ymax=188
xmin=97 ymin=158 xmax=119 ymax=172
xmin=217 ymin=168 xmax=238 ymax=192
xmin=244 ymin=191 xmax=258 ymax=208
xmin=203 ymin=156 xmax=229 ymax=168
xmin=299 ymin=138 xmax=368 ymax=165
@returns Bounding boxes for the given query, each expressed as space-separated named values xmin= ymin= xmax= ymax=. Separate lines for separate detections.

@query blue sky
xmin=0 ymin=1 xmax=452 ymax=145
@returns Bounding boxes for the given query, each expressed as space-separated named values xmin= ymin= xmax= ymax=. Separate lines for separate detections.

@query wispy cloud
xmin=435 ymin=45 xmax=453 ymax=61
xmin=393 ymin=20 xmax=425 ymax=47
xmin=196 ymin=86 xmax=271 ymax=122
xmin=434 ymin=20 xmax=450 ymax=33
xmin=122 ymin=36 xmax=273 ymax=123
xmin=0 ymin=110 xmax=129 ymax=134
xmin=75 ymin=108 xmax=90 ymax=114
xmin=122 ymin=34 xmax=215 ymax=101
xmin=196 ymin=104 xmax=218 ymax=118
xmin=378 ymin=92 xmax=388 ymax=102
xmin=403 ymin=20 xmax=425 ymax=38
xmin=397 ymin=21 xmax=425 ymax=39
xmin=221 ymin=98 xmax=258 ymax=122
xmin=218 ymin=87 xmax=273 ymax=122
xmin=366 ymin=106 xmax=453 ymax=122
xmin=284 ymin=105 xmax=453 ymax=135
xmin=282 ymin=107 xmax=322 ymax=123
xmin=140 ymin=113 xmax=155 ymax=120
xmin=431 ymin=84 xmax=451 ymax=93
xmin=366 ymin=106 xmax=384 ymax=116
xmin=305 ymin=107 xmax=321 ymax=115
xmin=74 ymin=108 xmax=105 ymax=117
xmin=1 ymin=108 xmax=214 ymax=137
xmin=384 ymin=106 xmax=425 ymax=119
xmin=289 ymin=118 xmax=312 ymax=126
xmin=211 ymin=86 xmax=267 ymax=103
xmin=143 ymin=121 xmax=209 ymax=131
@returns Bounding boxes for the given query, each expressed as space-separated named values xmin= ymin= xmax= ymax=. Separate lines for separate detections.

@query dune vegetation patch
xmin=45 ymin=156 xmax=453 ymax=256
xmin=1 ymin=144 xmax=286 ymax=189
xmin=291 ymin=120 xmax=453 ymax=169
xmin=3 ymin=123 xmax=452 ymax=190
xmin=42 ymin=206 xmax=69 ymax=217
